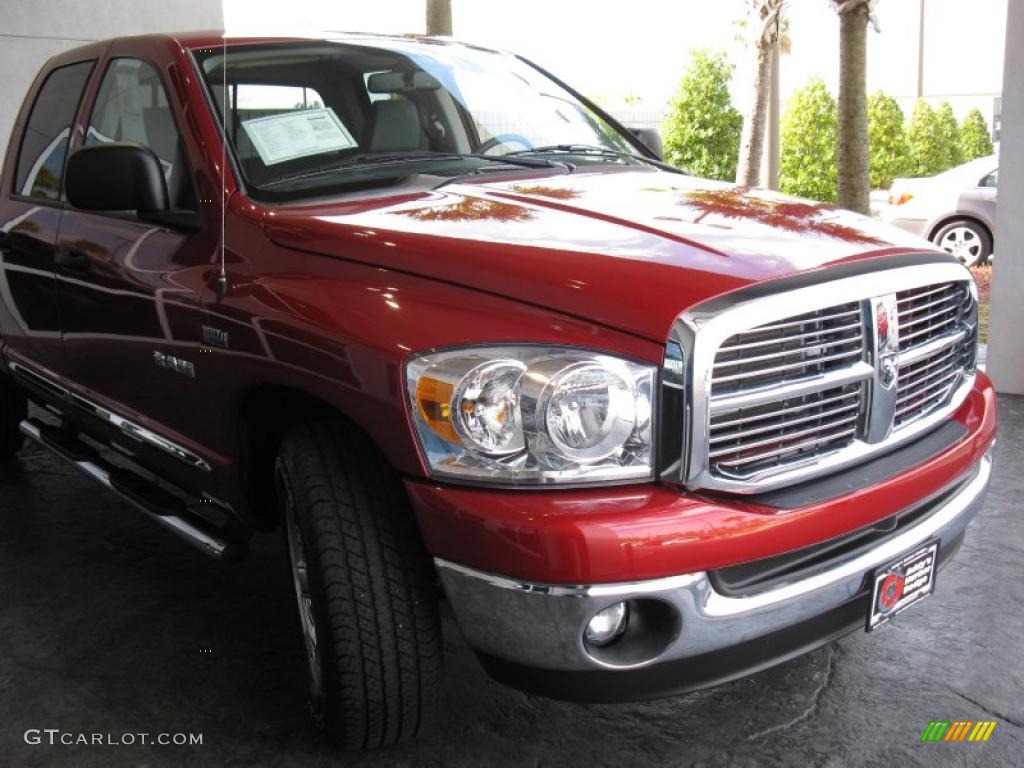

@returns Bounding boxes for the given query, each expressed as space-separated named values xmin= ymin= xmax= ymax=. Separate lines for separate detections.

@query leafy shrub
xmin=780 ymin=78 xmax=837 ymax=202
xmin=662 ymin=50 xmax=742 ymax=181
xmin=936 ymin=102 xmax=963 ymax=168
xmin=959 ymin=108 xmax=995 ymax=161
xmin=906 ymin=99 xmax=946 ymax=176
xmin=867 ymin=91 xmax=909 ymax=190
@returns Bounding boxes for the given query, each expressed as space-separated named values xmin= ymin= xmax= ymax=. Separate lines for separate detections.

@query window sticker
xmin=241 ymin=108 xmax=357 ymax=165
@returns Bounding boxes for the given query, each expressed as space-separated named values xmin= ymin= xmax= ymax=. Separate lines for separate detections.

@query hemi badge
xmin=201 ymin=325 xmax=230 ymax=349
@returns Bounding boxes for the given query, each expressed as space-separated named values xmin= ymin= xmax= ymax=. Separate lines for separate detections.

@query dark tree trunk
xmin=426 ymin=0 xmax=452 ymax=36
xmin=836 ymin=4 xmax=871 ymax=214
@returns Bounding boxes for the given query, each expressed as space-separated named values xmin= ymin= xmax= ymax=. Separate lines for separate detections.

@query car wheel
xmin=932 ymin=219 xmax=992 ymax=267
xmin=274 ymin=422 xmax=442 ymax=749
xmin=0 ymin=376 xmax=27 ymax=459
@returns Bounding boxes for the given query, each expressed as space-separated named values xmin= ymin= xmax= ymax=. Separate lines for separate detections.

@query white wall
xmin=986 ymin=0 xmax=1024 ymax=394
xmin=223 ymin=0 xmax=423 ymax=36
xmin=0 ymin=0 xmax=223 ymax=165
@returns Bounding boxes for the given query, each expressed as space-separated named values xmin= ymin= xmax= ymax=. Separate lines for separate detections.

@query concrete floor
xmin=1 ymin=399 xmax=1021 ymax=768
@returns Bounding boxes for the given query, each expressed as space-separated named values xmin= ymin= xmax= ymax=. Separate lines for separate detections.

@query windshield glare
xmin=195 ymin=40 xmax=636 ymax=197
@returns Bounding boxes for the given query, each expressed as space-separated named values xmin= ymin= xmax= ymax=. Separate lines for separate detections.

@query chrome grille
xmin=679 ymin=263 xmax=978 ymax=493
xmin=707 ymin=303 xmax=866 ymax=480
xmin=712 ymin=303 xmax=864 ymax=394
xmin=894 ymin=281 xmax=975 ymax=428
xmin=709 ymin=384 xmax=862 ymax=477
xmin=896 ymin=282 xmax=970 ymax=351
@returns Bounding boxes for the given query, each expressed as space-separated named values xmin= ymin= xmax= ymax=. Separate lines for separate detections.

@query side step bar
xmin=20 ymin=419 xmax=246 ymax=563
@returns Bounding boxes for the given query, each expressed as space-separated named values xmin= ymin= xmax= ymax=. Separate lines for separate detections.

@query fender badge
xmin=201 ymin=325 xmax=230 ymax=349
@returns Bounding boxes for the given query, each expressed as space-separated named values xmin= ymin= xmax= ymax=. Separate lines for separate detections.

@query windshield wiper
xmin=506 ymin=144 xmax=687 ymax=174
xmin=433 ymin=155 xmax=573 ymax=190
xmin=262 ymin=151 xmax=565 ymax=190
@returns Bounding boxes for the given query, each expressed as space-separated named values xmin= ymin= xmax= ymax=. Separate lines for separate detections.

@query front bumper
xmin=437 ymin=454 xmax=991 ymax=702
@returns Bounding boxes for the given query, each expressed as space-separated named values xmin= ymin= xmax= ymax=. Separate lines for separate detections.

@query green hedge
xmin=780 ymin=78 xmax=837 ymax=202
xmin=959 ymin=108 xmax=995 ymax=161
xmin=662 ymin=50 xmax=742 ymax=182
xmin=867 ymin=91 xmax=910 ymax=190
xmin=777 ymin=80 xmax=993 ymax=201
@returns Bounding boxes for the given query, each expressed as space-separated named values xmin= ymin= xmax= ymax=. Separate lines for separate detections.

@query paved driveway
xmin=1 ymin=398 xmax=1021 ymax=767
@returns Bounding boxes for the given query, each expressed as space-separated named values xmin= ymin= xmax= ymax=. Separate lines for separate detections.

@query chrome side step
xmin=19 ymin=419 xmax=246 ymax=563
xmin=8 ymin=361 xmax=212 ymax=472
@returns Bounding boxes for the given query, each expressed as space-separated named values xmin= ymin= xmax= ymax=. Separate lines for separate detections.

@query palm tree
xmin=426 ymin=0 xmax=452 ymax=36
xmin=832 ymin=0 xmax=877 ymax=214
xmin=735 ymin=0 xmax=786 ymax=188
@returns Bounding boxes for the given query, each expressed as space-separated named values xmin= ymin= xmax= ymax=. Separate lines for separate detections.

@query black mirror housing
xmin=65 ymin=142 xmax=169 ymax=213
xmin=629 ymin=128 xmax=664 ymax=161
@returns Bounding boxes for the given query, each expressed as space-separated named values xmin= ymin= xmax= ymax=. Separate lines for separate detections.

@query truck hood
xmin=261 ymin=168 xmax=934 ymax=341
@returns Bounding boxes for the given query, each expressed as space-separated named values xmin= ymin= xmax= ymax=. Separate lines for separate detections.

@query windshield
xmin=191 ymin=39 xmax=638 ymax=198
xmin=194 ymin=39 xmax=641 ymax=199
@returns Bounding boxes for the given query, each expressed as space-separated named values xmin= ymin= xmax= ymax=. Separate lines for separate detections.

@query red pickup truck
xmin=0 ymin=32 xmax=996 ymax=750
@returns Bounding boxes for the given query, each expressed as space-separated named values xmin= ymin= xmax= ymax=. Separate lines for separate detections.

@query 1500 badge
xmin=153 ymin=351 xmax=196 ymax=379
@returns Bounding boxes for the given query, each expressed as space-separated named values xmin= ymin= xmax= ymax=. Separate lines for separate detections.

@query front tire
xmin=275 ymin=422 xmax=442 ymax=749
xmin=932 ymin=219 xmax=992 ymax=267
xmin=0 ymin=376 xmax=27 ymax=459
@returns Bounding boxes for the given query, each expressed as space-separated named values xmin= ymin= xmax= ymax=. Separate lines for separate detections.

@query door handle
xmin=55 ymin=247 xmax=90 ymax=271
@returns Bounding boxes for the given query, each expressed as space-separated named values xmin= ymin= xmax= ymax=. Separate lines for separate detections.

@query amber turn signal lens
xmin=416 ymin=376 xmax=461 ymax=444
xmin=888 ymin=192 xmax=914 ymax=206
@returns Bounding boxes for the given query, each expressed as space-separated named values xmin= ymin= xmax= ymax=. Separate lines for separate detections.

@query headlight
xmin=406 ymin=346 xmax=655 ymax=485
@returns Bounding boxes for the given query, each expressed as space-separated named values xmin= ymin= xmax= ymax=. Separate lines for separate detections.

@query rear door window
xmin=14 ymin=60 xmax=94 ymax=201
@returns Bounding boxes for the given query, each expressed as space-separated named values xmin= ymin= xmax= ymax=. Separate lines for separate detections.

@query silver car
xmin=881 ymin=154 xmax=998 ymax=266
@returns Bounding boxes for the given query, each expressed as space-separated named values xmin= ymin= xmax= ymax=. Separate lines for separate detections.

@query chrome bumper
xmin=438 ymin=454 xmax=991 ymax=674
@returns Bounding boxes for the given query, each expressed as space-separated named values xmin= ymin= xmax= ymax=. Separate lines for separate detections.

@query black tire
xmin=931 ymin=219 xmax=992 ymax=267
xmin=274 ymin=422 xmax=442 ymax=749
xmin=0 ymin=376 xmax=27 ymax=459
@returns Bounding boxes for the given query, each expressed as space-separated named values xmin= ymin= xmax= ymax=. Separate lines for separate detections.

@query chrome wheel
xmin=938 ymin=226 xmax=983 ymax=266
xmin=281 ymin=470 xmax=325 ymax=720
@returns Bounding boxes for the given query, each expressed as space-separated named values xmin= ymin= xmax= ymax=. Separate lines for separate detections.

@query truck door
xmin=0 ymin=60 xmax=94 ymax=381
xmin=55 ymin=53 xmax=219 ymax=485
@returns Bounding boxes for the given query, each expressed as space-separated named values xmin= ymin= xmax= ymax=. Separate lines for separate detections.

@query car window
xmin=980 ymin=170 xmax=998 ymax=188
xmin=14 ymin=61 xmax=94 ymax=200
xmin=85 ymin=58 xmax=195 ymax=211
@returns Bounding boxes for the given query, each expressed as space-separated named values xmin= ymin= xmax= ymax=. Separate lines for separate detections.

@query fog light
xmin=585 ymin=601 xmax=629 ymax=647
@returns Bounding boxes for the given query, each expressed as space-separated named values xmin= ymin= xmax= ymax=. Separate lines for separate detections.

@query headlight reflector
xmin=406 ymin=346 xmax=655 ymax=485
xmin=542 ymin=362 xmax=636 ymax=460
xmin=452 ymin=360 xmax=526 ymax=455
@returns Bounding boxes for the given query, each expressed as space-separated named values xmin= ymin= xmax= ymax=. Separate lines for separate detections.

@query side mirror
xmin=629 ymin=128 xmax=664 ymax=161
xmin=65 ymin=142 xmax=169 ymax=213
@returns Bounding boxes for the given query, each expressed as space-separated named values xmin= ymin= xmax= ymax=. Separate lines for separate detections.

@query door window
xmin=86 ymin=58 xmax=196 ymax=211
xmin=14 ymin=61 xmax=94 ymax=200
